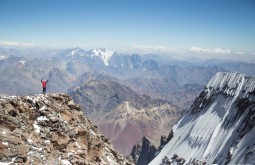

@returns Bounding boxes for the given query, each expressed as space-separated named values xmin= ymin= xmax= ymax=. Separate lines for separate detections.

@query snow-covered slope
xmin=150 ymin=72 xmax=255 ymax=165
xmin=88 ymin=48 xmax=115 ymax=66
xmin=69 ymin=47 xmax=85 ymax=56
xmin=60 ymin=48 xmax=115 ymax=66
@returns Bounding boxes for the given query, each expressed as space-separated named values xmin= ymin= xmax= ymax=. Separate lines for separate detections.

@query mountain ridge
xmin=150 ymin=72 xmax=255 ymax=165
xmin=68 ymin=79 xmax=184 ymax=155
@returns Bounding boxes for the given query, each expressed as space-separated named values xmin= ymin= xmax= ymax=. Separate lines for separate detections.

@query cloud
xmin=133 ymin=44 xmax=176 ymax=54
xmin=0 ymin=41 xmax=20 ymax=46
xmin=0 ymin=41 xmax=34 ymax=46
xmin=190 ymin=46 xmax=231 ymax=54
xmin=190 ymin=47 xmax=211 ymax=53
xmin=23 ymin=43 xmax=35 ymax=46
xmin=235 ymin=51 xmax=245 ymax=55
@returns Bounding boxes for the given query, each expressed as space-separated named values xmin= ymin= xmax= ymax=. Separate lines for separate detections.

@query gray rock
xmin=0 ymin=94 xmax=133 ymax=165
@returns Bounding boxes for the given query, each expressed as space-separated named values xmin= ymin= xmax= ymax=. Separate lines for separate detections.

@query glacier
xmin=150 ymin=72 xmax=255 ymax=165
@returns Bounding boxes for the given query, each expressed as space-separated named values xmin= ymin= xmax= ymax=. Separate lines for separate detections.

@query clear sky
xmin=0 ymin=0 xmax=255 ymax=55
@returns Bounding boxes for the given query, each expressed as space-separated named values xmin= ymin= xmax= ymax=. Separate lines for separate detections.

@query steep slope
xmin=150 ymin=72 xmax=255 ymax=165
xmin=130 ymin=136 xmax=157 ymax=165
xmin=68 ymin=80 xmax=184 ymax=155
xmin=0 ymin=93 xmax=132 ymax=165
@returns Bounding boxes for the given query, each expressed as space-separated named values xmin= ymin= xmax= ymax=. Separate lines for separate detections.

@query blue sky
xmin=0 ymin=0 xmax=255 ymax=55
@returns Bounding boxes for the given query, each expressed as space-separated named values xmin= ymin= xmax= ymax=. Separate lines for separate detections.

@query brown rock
xmin=46 ymin=146 xmax=51 ymax=153
xmin=18 ymin=105 xmax=27 ymax=113
xmin=3 ymin=103 xmax=14 ymax=114
xmin=0 ymin=148 xmax=15 ymax=157
xmin=51 ymin=132 xmax=59 ymax=142
xmin=57 ymin=135 xmax=70 ymax=146
xmin=60 ymin=110 xmax=73 ymax=122
xmin=16 ymin=145 xmax=29 ymax=156
xmin=72 ymin=111 xmax=84 ymax=120
xmin=0 ymin=94 xmax=133 ymax=165
xmin=74 ymin=127 xmax=87 ymax=136
xmin=67 ymin=100 xmax=80 ymax=110
xmin=8 ymin=136 xmax=23 ymax=145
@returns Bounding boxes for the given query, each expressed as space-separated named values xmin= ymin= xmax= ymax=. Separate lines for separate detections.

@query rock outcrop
xmin=0 ymin=93 xmax=133 ymax=165
xmin=130 ymin=136 xmax=157 ymax=165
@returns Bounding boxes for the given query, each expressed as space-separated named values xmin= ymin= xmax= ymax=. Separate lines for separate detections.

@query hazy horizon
xmin=0 ymin=0 xmax=255 ymax=62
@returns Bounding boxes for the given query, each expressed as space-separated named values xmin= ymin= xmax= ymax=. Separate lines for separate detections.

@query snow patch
xmin=2 ymin=142 xmax=8 ymax=146
xmin=39 ymin=106 xmax=46 ymax=111
xmin=27 ymin=139 xmax=33 ymax=143
xmin=31 ymin=146 xmax=43 ymax=151
xmin=61 ymin=159 xmax=71 ymax=165
xmin=0 ymin=157 xmax=16 ymax=165
xmin=37 ymin=116 xmax=49 ymax=121
xmin=44 ymin=140 xmax=51 ymax=145
xmin=19 ymin=60 xmax=26 ymax=64
xmin=91 ymin=48 xmax=115 ymax=65
xmin=33 ymin=121 xmax=40 ymax=133
xmin=59 ymin=156 xmax=71 ymax=165
xmin=90 ymin=130 xmax=96 ymax=136
xmin=70 ymin=48 xmax=81 ymax=56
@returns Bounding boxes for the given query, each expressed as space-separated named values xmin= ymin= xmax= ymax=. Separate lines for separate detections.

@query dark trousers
xmin=42 ymin=87 xmax=46 ymax=94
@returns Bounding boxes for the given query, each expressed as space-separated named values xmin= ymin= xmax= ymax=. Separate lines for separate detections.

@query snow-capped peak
xmin=19 ymin=60 xmax=26 ymax=64
xmin=90 ymin=48 xmax=115 ymax=66
xmin=207 ymin=72 xmax=245 ymax=90
xmin=68 ymin=47 xmax=84 ymax=56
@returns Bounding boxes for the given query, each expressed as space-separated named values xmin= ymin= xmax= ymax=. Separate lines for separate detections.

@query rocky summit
xmin=0 ymin=93 xmax=132 ymax=165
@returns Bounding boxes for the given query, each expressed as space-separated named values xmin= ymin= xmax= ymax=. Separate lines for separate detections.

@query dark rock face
xmin=128 ymin=130 xmax=174 ymax=165
xmin=130 ymin=136 xmax=157 ymax=165
xmin=160 ymin=130 xmax=174 ymax=147
xmin=0 ymin=93 xmax=133 ymax=165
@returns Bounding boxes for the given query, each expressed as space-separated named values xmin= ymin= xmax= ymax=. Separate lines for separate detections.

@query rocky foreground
xmin=0 ymin=93 xmax=133 ymax=165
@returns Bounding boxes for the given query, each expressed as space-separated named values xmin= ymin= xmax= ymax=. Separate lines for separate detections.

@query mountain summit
xmin=87 ymin=48 xmax=115 ymax=66
xmin=0 ymin=93 xmax=132 ymax=164
xmin=150 ymin=72 xmax=255 ymax=165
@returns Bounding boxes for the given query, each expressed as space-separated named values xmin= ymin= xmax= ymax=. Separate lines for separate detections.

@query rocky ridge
xmin=0 ymin=93 xmax=132 ymax=165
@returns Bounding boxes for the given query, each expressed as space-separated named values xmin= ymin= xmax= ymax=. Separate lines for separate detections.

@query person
xmin=41 ymin=79 xmax=48 ymax=95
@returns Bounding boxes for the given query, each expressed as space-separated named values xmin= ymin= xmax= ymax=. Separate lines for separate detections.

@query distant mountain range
xmin=1 ymin=47 xmax=254 ymax=108
xmin=1 ymin=47 xmax=255 ymax=158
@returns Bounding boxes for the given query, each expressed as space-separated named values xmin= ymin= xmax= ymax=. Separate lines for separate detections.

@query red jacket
xmin=41 ymin=79 xmax=48 ymax=88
